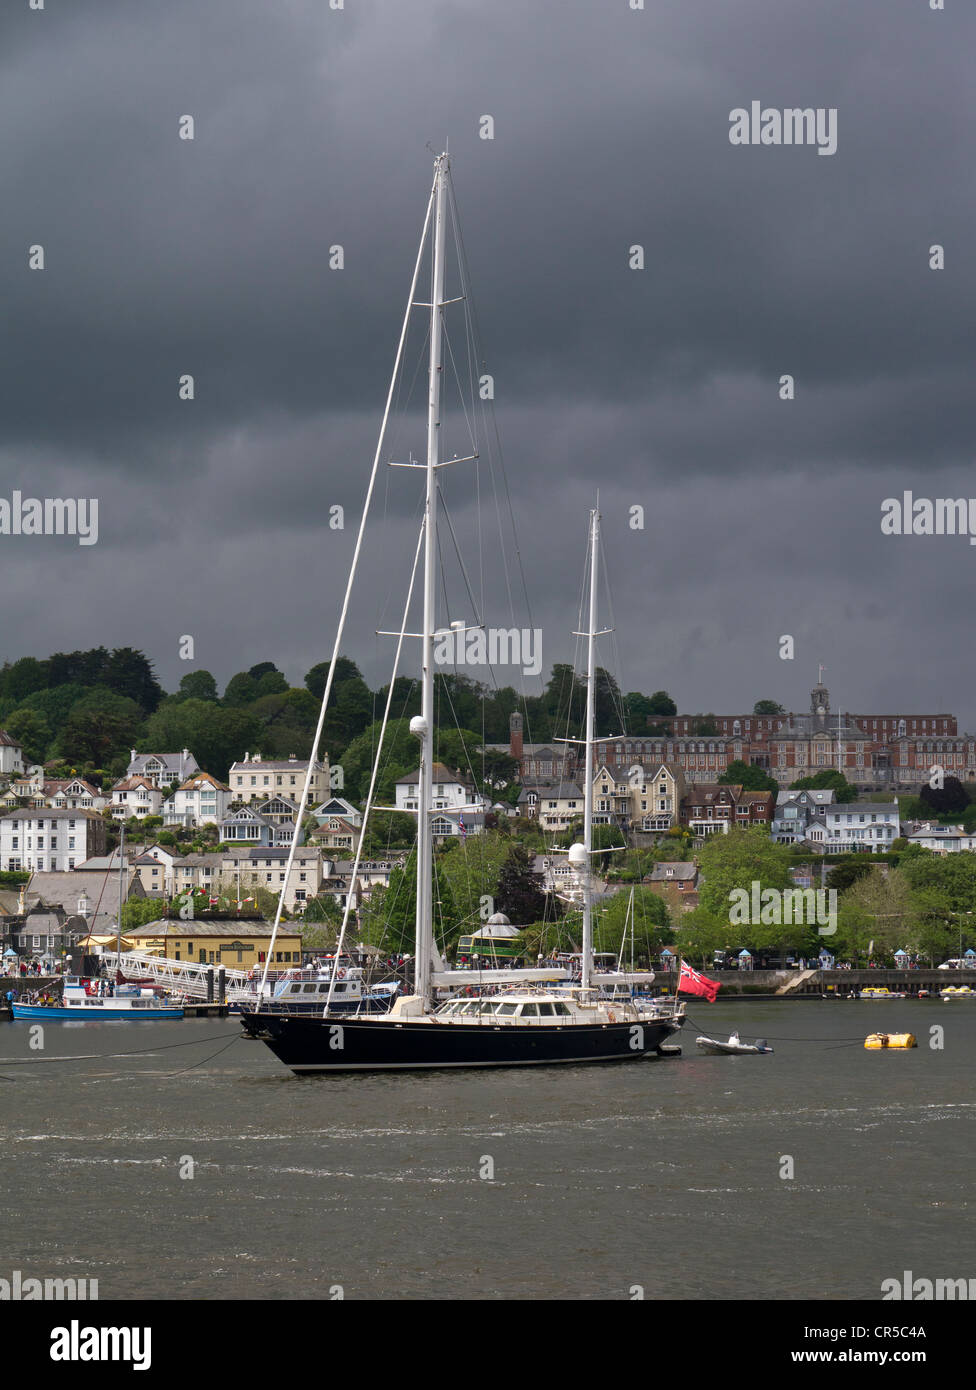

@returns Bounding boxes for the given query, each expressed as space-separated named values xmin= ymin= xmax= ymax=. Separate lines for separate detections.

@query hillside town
xmin=1 ymin=650 xmax=975 ymax=975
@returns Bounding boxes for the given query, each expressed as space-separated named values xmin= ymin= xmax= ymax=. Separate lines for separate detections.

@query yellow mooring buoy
xmin=864 ymin=1032 xmax=916 ymax=1049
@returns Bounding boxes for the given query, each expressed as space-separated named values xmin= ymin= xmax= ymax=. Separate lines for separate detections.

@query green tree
xmin=697 ymin=826 xmax=794 ymax=922
xmin=322 ymin=677 xmax=374 ymax=751
xmin=790 ymin=770 xmax=858 ymax=803
xmin=543 ymin=663 xmax=585 ymax=736
xmin=142 ymin=700 xmax=261 ymax=780
xmin=624 ymin=692 xmax=656 ymax=726
xmin=753 ymin=700 xmax=785 ymax=716
xmin=46 ymin=647 xmax=110 ymax=688
xmin=920 ymin=775 xmax=969 ymax=815
xmin=15 ymin=683 xmax=86 ymax=743
xmin=358 ymin=811 xmax=416 ymax=856
xmin=0 ymin=656 xmax=48 ymax=704
xmin=254 ymin=669 xmax=289 ymax=698
xmin=177 ymin=671 xmax=219 ymax=702
xmin=358 ymin=849 xmax=458 ymax=953
xmin=480 ymin=748 xmax=519 ymax=789
xmin=594 ymin=668 xmax=623 ymax=737
xmin=495 ymin=843 xmax=549 ymax=923
xmin=4 ymin=707 xmax=52 ymax=764
xmin=646 ymin=690 xmax=677 ymax=716
xmin=825 ymin=858 xmax=874 ymax=894
xmin=121 ymin=897 xmax=168 ymax=931
xmin=304 ymin=657 xmax=363 ymax=702
xmin=674 ymin=905 xmax=728 ymax=966
xmin=58 ymin=689 xmax=144 ymax=766
xmin=719 ymin=759 xmax=779 ymax=793
xmin=102 ymin=648 xmax=163 ymax=712
xmin=223 ymin=671 xmax=259 ymax=706
xmin=436 ymin=831 xmax=511 ymax=941
xmin=374 ymin=676 xmax=421 ymax=722
xmin=836 ymin=865 xmax=916 ymax=962
xmin=593 ymin=887 xmax=671 ymax=959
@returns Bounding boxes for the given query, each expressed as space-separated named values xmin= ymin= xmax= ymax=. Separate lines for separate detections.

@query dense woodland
xmin=0 ymin=646 xmax=688 ymax=799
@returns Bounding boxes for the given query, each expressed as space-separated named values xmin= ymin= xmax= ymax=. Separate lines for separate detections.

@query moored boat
xmin=11 ymin=977 xmax=183 ymax=1021
xmin=241 ymin=152 xmax=685 ymax=1073
xmin=696 ymin=1032 xmax=773 ymax=1056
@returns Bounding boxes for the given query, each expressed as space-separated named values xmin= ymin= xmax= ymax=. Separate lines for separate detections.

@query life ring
xmin=608 ymin=1010 xmax=617 ymax=1023
xmin=337 ymin=967 xmax=347 ymax=980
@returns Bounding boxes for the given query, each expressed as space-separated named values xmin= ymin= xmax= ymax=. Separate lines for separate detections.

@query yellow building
xmin=125 ymin=915 xmax=303 ymax=967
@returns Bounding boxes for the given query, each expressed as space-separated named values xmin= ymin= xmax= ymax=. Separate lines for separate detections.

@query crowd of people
xmin=1 ymin=958 xmax=62 ymax=979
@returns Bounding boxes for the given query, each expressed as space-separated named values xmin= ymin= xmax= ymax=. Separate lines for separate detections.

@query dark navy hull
xmin=238 ymin=993 xmax=395 ymax=1022
xmin=239 ymin=1011 xmax=683 ymax=1072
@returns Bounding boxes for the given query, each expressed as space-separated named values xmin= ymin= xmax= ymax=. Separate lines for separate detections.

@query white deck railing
xmin=98 ymin=950 xmax=261 ymax=1003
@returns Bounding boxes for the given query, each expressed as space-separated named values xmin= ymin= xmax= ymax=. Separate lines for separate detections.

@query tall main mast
xmin=580 ymin=507 xmax=600 ymax=992
xmin=414 ymin=153 xmax=449 ymax=1010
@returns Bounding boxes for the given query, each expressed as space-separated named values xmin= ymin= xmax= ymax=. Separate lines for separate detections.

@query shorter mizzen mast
xmin=115 ymin=821 xmax=125 ymax=982
xmin=561 ymin=506 xmax=659 ymax=993
xmin=568 ymin=505 xmax=607 ymax=994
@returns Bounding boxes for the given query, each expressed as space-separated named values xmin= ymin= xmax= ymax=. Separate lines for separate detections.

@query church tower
xmin=509 ymin=712 xmax=524 ymax=763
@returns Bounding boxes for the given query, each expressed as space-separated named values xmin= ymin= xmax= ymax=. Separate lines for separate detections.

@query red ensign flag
xmin=678 ymin=959 xmax=720 ymax=1002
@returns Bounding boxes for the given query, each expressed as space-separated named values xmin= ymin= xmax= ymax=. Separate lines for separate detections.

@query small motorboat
xmin=696 ymin=1031 xmax=773 ymax=1056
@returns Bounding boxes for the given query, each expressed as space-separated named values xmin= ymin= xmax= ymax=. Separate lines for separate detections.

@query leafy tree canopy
xmin=178 ymin=670 xmax=219 ymax=702
xmin=304 ymin=657 xmax=363 ymax=702
xmin=920 ymin=775 xmax=969 ymax=815
xmin=753 ymin=700 xmax=785 ymax=716
xmin=646 ymin=690 xmax=677 ymax=716
xmin=790 ymin=769 xmax=859 ymax=803
xmin=719 ymin=759 xmax=779 ymax=793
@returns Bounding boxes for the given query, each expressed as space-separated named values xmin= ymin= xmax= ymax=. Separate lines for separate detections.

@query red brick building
xmin=589 ymin=683 xmax=969 ymax=789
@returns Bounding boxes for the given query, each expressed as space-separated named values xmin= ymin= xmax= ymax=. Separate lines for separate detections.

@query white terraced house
xmin=162 ymin=773 xmax=231 ymax=828
xmin=111 ymin=776 xmax=164 ymax=820
xmin=310 ymin=814 xmax=361 ymax=854
xmin=229 ymin=752 xmax=330 ymax=806
xmin=126 ymin=748 xmax=200 ymax=789
xmin=904 ymin=822 xmax=976 ymax=853
xmin=133 ymin=846 xmax=329 ymax=912
xmin=0 ymin=808 xmax=106 ymax=872
xmin=394 ymin=763 xmax=488 ymax=837
xmin=47 ymin=778 xmax=108 ymax=812
xmin=818 ymin=802 xmax=901 ymax=852
xmin=533 ymin=781 xmax=587 ymax=832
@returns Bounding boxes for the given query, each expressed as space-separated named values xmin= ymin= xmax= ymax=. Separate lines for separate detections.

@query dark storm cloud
xmin=1 ymin=0 xmax=973 ymax=726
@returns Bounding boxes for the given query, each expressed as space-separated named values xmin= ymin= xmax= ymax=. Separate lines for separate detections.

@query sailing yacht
xmin=241 ymin=153 xmax=684 ymax=1072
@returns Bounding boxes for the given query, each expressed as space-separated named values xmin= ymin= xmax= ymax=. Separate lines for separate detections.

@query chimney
xmin=509 ymin=712 xmax=524 ymax=763
xmin=130 ymin=748 xmax=137 ymax=764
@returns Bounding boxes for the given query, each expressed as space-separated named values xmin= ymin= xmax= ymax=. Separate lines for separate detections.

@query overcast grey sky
xmin=2 ymin=0 xmax=973 ymax=725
